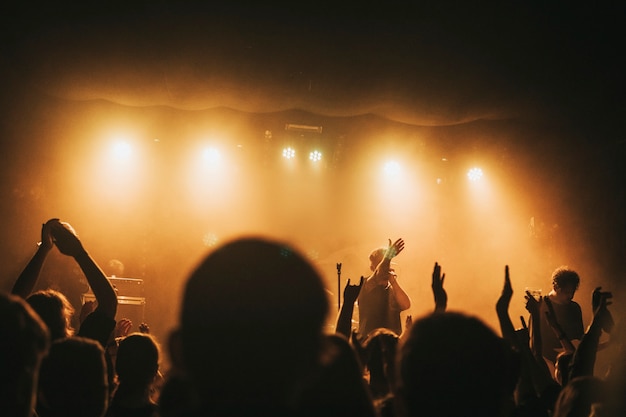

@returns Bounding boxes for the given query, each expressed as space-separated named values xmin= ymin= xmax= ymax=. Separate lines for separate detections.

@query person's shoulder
xmin=571 ymin=300 xmax=583 ymax=310
xmin=361 ymin=274 xmax=376 ymax=287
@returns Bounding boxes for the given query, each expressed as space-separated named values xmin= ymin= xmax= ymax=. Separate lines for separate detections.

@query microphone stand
xmin=336 ymin=263 xmax=342 ymax=311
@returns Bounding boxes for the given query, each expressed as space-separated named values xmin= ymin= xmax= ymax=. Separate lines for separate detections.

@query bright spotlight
xmin=309 ymin=150 xmax=322 ymax=162
xmin=467 ymin=167 xmax=484 ymax=182
xmin=282 ymin=147 xmax=296 ymax=159
xmin=110 ymin=141 xmax=133 ymax=162
xmin=383 ymin=160 xmax=402 ymax=176
xmin=202 ymin=232 xmax=219 ymax=247
xmin=202 ymin=147 xmax=222 ymax=165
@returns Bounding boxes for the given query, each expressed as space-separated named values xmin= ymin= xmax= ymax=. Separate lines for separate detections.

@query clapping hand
xmin=39 ymin=218 xmax=58 ymax=251
xmin=51 ymin=221 xmax=85 ymax=257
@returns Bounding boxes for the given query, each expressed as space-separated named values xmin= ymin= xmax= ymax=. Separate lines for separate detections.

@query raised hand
xmin=384 ymin=238 xmax=405 ymax=260
xmin=335 ymin=277 xmax=365 ymax=338
xmin=12 ymin=218 xmax=61 ymax=298
xmin=50 ymin=221 xmax=85 ymax=257
xmin=592 ymin=287 xmax=613 ymax=311
xmin=524 ymin=289 xmax=542 ymax=318
xmin=139 ymin=322 xmax=150 ymax=334
xmin=592 ymin=287 xmax=614 ymax=334
xmin=39 ymin=218 xmax=59 ymax=251
xmin=496 ymin=265 xmax=513 ymax=314
xmin=343 ymin=277 xmax=364 ymax=305
xmin=115 ymin=318 xmax=133 ymax=338
xmin=431 ymin=262 xmax=447 ymax=313
xmin=49 ymin=219 xmax=118 ymax=323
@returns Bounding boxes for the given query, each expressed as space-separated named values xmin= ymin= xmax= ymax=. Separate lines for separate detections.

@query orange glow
xmin=7 ymin=105 xmax=612 ymax=365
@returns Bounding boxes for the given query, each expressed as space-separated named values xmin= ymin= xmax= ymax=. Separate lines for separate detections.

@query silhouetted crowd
xmin=2 ymin=219 xmax=624 ymax=417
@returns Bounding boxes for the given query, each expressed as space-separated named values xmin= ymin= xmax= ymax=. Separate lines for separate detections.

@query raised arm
xmin=497 ymin=266 xmax=557 ymax=409
xmin=371 ymin=239 xmax=404 ymax=282
xmin=523 ymin=288 xmax=554 ymax=384
xmin=374 ymin=238 xmax=410 ymax=311
xmin=50 ymin=221 xmax=117 ymax=319
xmin=336 ymin=277 xmax=364 ymax=338
xmin=11 ymin=219 xmax=57 ymax=298
xmin=569 ymin=287 xmax=613 ymax=380
xmin=495 ymin=265 xmax=516 ymax=345
xmin=431 ymin=262 xmax=447 ymax=313
xmin=388 ymin=269 xmax=411 ymax=311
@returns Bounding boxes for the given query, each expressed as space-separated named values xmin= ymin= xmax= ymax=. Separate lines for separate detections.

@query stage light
xmin=282 ymin=147 xmax=296 ymax=159
xmin=383 ymin=160 xmax=402 ymax=177
xmin=309 ymin=150 xmax=322 ymax=162
xmin=201 ymin=147 xmax=222 ymax=166
xmin=467 ymin=167 xmax=484 ymax=182
xmin=110 ymin=140 xmax=133 ymax=162
xmin=202 ymin=232 xmax=219 ymax=247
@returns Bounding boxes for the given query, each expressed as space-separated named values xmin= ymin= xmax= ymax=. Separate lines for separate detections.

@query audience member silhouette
xmin=158 ymin=327 xmax=199 ymax=417
xmin=37 ymin=336 xmax=109 ymax=417
xmin=12 ymin=218 xmax=118 ymax=348
xmin=396 ymin=311 xmax=519 ymax=417
xmin=175 ymin=237 xmax=330 ymax=416
xmin=9 ymin=219 xmax=621 ymax=417
xmin=552 ymin=375 xmax=607 ymax=417
xmin=0 ymin=291 xmax=50 ymax=417
xmin=596 ymin=316 xmax=625 ymax=417
xmin=297 ymin=333 xmax=378 ymax=417
xmin=361 ymin=327 xmax=400 ymax=417
xmin=357 ymin=238 xmax=411 ymax=339
xmin=564 ymin=287 xmax=614 ymax=384
xmin=106 ymin=332 xmax=161 ymax=417
xmin=496 ymin=266 xmax=559 ymax=416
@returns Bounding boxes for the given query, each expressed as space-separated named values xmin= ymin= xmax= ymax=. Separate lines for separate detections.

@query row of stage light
xmin=107 ymin=138 xmax=485 ymax=183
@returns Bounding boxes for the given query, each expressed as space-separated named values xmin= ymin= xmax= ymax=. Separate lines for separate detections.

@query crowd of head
xmin=2 ymin=219 xmax=625 ymax=417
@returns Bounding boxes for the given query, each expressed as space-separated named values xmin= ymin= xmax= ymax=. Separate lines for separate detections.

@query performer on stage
xmin=357 ymin=238 xmax=411 ymax=339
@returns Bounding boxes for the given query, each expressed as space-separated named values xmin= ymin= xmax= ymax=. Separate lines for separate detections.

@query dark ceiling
xmin=2 ymin=1 xmax=624 ymax=129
